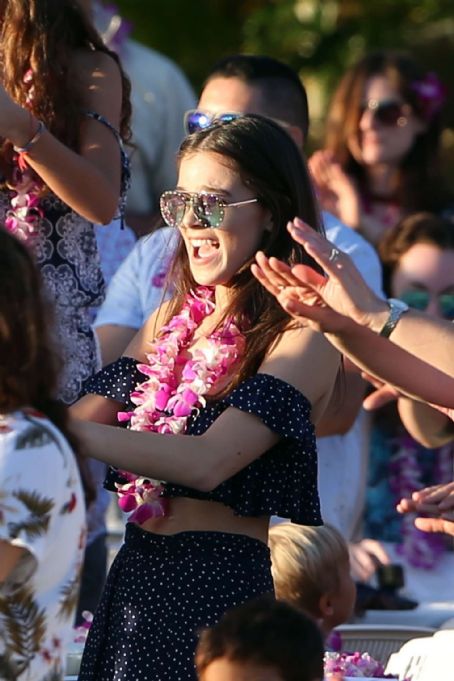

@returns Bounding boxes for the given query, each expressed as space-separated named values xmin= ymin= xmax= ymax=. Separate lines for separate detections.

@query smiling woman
xmin=72 ymin=114 xmax=340 ymax=681
xmin=309 ymin=50 xmax=448 ymax=245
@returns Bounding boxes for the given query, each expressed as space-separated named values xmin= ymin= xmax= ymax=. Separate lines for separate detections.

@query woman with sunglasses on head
xmin=72 ymin=114 xmax=340 ymax=681
xmin=309 ymin=50 xmax=448 ymax=246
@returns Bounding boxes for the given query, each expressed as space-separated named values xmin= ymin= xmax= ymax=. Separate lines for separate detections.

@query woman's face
xmin=349 ymin=75 xmax=425 ymax=168
xmin=175 ymin=150 xmax=271 ymax=287
xmin=391 ymin=243 xmax=454 ymax=321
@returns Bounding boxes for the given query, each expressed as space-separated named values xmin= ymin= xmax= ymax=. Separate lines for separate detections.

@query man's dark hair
xmin=203 ymin=54 xmax=309 ymax=140
xmin=195 ymin=596 xmax=324 ymax=681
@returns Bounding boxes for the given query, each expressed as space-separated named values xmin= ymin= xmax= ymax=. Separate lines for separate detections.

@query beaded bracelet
xmin=13 ymin=119 xmax=46 ymax=154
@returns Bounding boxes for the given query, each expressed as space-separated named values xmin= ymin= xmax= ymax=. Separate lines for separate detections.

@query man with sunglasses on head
xmin=94 ymin=54 xmax=383 ymax=541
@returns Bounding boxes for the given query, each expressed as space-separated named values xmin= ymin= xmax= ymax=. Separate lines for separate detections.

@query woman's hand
xmin=361 ymin=373 xmax=401 ymax=411
xmin=397 ymin=482 xmax=454 ymax=537
xmin=309 ymin=150 xmax=362 ymax=228
xmin=0 ymin=84 xmax=31 ymax=144
xmin=288 ymin=218 xmax=388 ymax=327
xmin=252 ymin=217 xmax=388 ymax=331
xmin=252 ymin=248 xmax=350 ymax=334
xmin=348 ymin=539 xmax=391 ymax=583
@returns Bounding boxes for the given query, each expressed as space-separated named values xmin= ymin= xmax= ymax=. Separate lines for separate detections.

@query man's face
xmin=197 ymin=76 xmax=303 ymax=148
xmin=198 ymin=77 xmax=266 ymax=120
xmin=200 ymin=657 xmax=284 ymax=681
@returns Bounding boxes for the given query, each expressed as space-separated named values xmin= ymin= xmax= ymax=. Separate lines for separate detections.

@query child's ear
xmin=318 ymin=593 xmax=334 ymax=618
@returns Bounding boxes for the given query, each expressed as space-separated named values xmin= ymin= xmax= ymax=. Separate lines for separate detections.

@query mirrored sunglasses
xmin=184 ymin=110 xmax=242 ymax=135
xmin=160 ymin=190 xmax=258 ymax=229
xmin=399 ymin=289 xmax=454 ymax=320
xmin=184 ymin=109 xmax=293 ymax=136
xmin=360 ymin=99 xmax=409 ymax=127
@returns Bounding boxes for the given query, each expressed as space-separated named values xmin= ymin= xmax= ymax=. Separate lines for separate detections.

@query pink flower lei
xmin=4 ymin=69 xmax=44 ymax=243
xmin=115 ymin=286 xmax=246 ymax=523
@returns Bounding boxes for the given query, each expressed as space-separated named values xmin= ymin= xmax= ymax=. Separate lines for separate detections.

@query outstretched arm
xmin=252 ymin=249 xmax=454 ymax=410
xmin=286 ymin=218 xmax=454 ymax=374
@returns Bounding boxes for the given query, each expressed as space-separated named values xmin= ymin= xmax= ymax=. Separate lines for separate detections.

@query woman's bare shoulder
xmin=123 ymin=299 xmax=174 ymax=362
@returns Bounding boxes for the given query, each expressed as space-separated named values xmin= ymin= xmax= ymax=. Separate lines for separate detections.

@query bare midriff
xmin=140 ymin=497 xmax=269 ymax=544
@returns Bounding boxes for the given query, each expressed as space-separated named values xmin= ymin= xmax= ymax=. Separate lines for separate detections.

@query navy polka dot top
xmin=84 ymin=356 xmax=322 ymax=525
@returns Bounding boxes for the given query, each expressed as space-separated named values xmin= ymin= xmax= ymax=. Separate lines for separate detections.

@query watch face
xmin=380 ymin=299 xmax=409 ymax=338
xmin=389 ymin=298 xmax=409 ymax=312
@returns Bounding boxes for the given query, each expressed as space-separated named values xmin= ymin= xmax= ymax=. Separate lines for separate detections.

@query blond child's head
xmin=269 ymin=522 xmax=355 ymax=635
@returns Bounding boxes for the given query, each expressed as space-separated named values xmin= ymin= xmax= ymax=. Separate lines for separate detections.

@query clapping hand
xmin=252 ymin=217 xmax=386 ymax=332
xmin=309 ymin=149 xmax=362 ymax=228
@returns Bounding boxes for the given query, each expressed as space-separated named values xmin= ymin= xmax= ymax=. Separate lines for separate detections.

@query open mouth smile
xmin=190 ymin=238 xmax=220 ymax=261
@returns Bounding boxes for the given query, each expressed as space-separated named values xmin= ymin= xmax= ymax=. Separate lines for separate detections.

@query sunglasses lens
xmin=193 ymin=194 xmax=224 ymax=227
xmin=376 ymin=102 xmax=404 ymax=126
xmin=160 ymin=192 xmax=187 ymax=227
xmin=184 ymin=111 xmax=243 ymax=134
xmin=399 ymin=290 xmax=430 ymax=311
xmin=184 ymin=111 xmax=212 ymax=134
xmin=440 ymin=294 xmax=454 ymax=320
xmin=217 ymin=113 xmax=241 ymax=125
xmin=361 ymin=100 xmax=406 ymax=127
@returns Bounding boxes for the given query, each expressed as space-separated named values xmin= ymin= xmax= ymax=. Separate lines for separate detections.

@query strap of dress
xmin=84 ymin=111 xmax=131 ymax=228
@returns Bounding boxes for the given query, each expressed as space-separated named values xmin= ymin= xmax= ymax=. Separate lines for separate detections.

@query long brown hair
xmin=0 ymin=0 xmax=131 ymax=175
xmin=325 ymin=50 xmax=446 ymax=212
xmin=0 ymin=227 xmax=94 ymax=505
xmin=164 ymin=114 xmax=324 ymax=394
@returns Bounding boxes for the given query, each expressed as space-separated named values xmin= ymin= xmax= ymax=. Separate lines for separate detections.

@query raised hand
xmin=288 ymin=218 xmax=387 ymax=326
xmin=309 ymin=149 xmax=362 ymax=228
xmin=252 ymin=247 xmax=350 ymax=334
xmin=348 ymin=539 xmax=391 ymax=583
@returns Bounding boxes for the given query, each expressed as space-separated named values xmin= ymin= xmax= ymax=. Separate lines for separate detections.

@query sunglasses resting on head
xmin=184 ymin=109 xmax=292 ymax=136
xmin=160 ymin=190 xmax=258 ymax=229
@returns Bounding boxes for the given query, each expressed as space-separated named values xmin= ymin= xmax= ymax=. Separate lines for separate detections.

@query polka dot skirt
xmin=78 ymin=523 xmax=274 ymax=680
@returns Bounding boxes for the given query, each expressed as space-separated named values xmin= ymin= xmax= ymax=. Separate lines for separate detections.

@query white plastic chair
xmin=334 ymin=623 xmax=435 ymax=666
xmin=385 ymin=635 xmax=433 ymax=680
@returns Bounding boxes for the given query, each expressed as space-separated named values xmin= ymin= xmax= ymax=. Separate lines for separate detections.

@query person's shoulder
xmin=72 ymin=48 xmax=121 ymax=79
xmin=323 ymin=210 xmax=372 ymax=251
xmin=125 ymin=40 xmax=187 ymax=76
xmin=123 ymin=39 xmax=194 ymax=92
xmin=134 ymin=228 xmax=179 ymax=270
xmin=0 ymin=410 xmax=71 ymax=468
xmin=322 ymin=211 xmax=383 ymax=296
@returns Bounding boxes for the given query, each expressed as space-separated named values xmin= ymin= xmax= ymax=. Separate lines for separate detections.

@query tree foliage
xmin=115 ymin=0 xmax=454 ymax=157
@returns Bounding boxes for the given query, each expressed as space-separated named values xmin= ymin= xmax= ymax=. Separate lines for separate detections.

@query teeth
xmin=191 ymin=239 xmax=218 ymax=247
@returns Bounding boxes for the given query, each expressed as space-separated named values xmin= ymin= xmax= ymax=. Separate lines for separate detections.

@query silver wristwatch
xmin=379 ymin=298 xmax=409 ymax=338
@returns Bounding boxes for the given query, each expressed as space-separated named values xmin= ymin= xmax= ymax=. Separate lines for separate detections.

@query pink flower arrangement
xmin=115 ymin=286 xmax=245 ymax=521
xmin=324 ymin=651 xmax=397 ymax=678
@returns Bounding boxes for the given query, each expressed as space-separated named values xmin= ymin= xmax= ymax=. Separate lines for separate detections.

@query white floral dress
xmin=0 ymin=410 xmax=86 ymax=681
